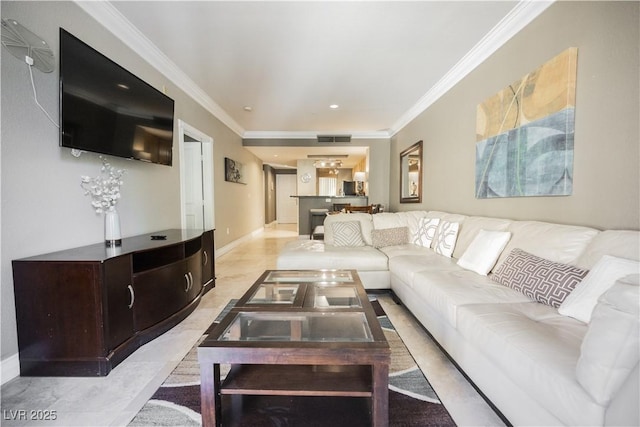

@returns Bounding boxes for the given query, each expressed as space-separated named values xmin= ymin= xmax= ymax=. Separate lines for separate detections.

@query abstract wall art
xmin=475 ymin=47 xmax=578 ymax=199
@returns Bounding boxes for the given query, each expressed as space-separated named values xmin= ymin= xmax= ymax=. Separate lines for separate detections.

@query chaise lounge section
xmin=277 ymin=210 xmax=640 ymax=426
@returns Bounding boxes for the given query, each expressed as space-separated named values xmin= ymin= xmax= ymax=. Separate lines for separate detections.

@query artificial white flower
xmin=81 ymin=157 xmax=125 ymax=214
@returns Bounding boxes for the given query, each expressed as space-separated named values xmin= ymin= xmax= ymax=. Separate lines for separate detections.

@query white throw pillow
xmin=576 ymin=274 xmax=639 ymax=405
xmin=331 ymin=221 xmax=366 ymax=247
xmin=432 ymin=221 xmax=459 ymax=258
xmin=559 ymin=255 xmax=640 ymax=323
xmin=413 ymin=217 xmax=440 ymax=247
xmin=457 ymin=230 xmax=512 ymax=275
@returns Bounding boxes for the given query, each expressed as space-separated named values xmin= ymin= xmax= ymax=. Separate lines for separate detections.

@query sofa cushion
xmin=456 ymin=302 xmax=600 ymax=426
xmin=457 ymin=230 xmax=511 ymax=275
xmin=385 ymin=246 xmax=459 ymax=289
xmin=371 ymin=211 xmax=428 ymax=238
xmin=371 ymin=212 xmax=407 ymax=230
xmin=423 ymin=211 xmax=449 ymax=220
xmin=491 ymin=248 xmax=588 ymax=308
xmin=494 ymin=221 xmax=599 ymax=272
xmin=372 ymin=226 xmax=409 ymax=248
xmin=576 ymin=274 xmax=639 ymax=406
xmin=323 ymin=213 xmax=373 ymax=246
xmin=276 ymin=240 xmax=388 ymax=271
xmin=559 ymin=255 xmax=640 ymax=323
xmin=413 ymin=217 xmax=440 ymax=247
xmin=432 ymin=220 xmax=459 ymax=257
xmin=452 ymin=216 xmax=512 ymax=259
xmin=410 ymin=269 xmax=533 ymax=327
xmin=331 ymin=221 xmax=366 ymax=247
xmin=575 ymin=230 xmax=640 ymax=270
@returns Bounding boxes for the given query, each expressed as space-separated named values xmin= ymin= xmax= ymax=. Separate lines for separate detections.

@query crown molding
xmin=76 ymin=0 xmax=552 ymax=140
xmin=242 ymin=130 xmax=391 ymax=140
xmin=389 ymin=0 xmax=554 ymax=136
xmin=75 ymin=1 xmax=246 ymax=137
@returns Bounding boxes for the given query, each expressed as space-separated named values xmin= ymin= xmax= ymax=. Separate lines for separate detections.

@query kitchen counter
xmin=292 ymin=195 xmax=369 ymax=236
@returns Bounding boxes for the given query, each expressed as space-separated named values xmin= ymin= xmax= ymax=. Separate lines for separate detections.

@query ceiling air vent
xmin=317 ymin=135 xmax=351 ymax=143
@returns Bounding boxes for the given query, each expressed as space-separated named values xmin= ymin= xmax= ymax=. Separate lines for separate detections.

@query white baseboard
xmin=1 ymin=353 xmax=20 ymax=385
xmin=215 ymin=226 xmax=264 ymax=258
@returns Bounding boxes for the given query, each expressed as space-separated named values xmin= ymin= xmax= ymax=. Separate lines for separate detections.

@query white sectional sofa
xmin=277 ymin=211 xmax=640 ymax=426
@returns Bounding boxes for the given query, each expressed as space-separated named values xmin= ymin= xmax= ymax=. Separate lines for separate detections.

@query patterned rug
xmin=129 ymin=298 xmax=456 ymax=426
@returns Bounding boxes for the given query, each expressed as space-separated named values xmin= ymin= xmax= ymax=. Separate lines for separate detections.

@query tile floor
xmin=1 ymin=224 xmax=505 ymax=426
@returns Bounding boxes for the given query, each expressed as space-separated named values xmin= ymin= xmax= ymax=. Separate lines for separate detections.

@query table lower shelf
xmin=220 ymin=394 xmax=372 ymax=427
xmin=221 ymin=364 xmax=373 ymax=397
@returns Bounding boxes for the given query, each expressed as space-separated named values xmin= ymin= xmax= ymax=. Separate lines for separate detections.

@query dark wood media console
xmin=12 ymin=229 xmax=215 ymax=377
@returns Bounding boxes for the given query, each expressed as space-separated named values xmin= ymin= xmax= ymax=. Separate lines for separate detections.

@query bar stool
xmin=309 ymin=209 xmax=328 ymax=239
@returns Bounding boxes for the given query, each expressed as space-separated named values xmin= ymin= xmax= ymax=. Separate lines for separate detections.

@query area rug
xmin=129 ymin=298 xmax=456 ymax=426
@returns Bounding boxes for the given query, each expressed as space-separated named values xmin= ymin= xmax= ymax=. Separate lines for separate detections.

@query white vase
xmin=105 ymin=208 xmax=122 ymax=247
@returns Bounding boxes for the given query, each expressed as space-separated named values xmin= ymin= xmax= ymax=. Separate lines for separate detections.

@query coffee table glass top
xmin=246 ymin=283 xmax=300 ymax=304
xmin=313 ymin=285 xmax=361 ymax=308
xmin=264 ymin=270 xmax=353 ymax=283
xmin=219 ymin=311 xmax=373 ymax=342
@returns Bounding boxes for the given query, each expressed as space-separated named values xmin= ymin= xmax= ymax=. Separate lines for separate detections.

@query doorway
xmin=276 ymin=174 xmax=298 ymax=224
xmin=178 ymin=120 xmax=214 ymax=230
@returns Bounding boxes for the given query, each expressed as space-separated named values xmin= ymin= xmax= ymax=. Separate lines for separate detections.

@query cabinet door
xmin=103 ymin=256 xmax=135 ymax=352
xmin=186 ymin=251 xmax=203 ymax=301
xmin=132 ymin=261 xmax=189 ymax=331
xmin=12 ymin=262 xmax=104 ymax=362
xmin=201 ymin=230 xmax=215 ymax=286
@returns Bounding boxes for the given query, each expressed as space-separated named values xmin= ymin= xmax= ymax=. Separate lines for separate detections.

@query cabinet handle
xmin=203 ymin=251 xmax=208 ymax=266
xmin=188 ymin=272 xmax=194 ymax=290
xmin=184 ymin=273 xmax=190 ymax=292
xmin=127 ymin=285 xmax=135 ymax=309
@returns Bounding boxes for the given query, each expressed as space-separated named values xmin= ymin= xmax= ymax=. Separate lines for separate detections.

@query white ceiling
xmin=83 ymin=1 xmax=551 ymax=167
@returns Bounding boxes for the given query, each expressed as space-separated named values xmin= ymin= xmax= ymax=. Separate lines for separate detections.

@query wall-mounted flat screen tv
xmin=59 ymin=28 xmax=175 ymax=166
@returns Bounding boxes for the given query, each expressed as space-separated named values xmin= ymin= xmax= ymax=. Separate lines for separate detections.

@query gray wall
xmin=365 ymin=138 xmax=391 ymax=210
xmin=391 ymin=1 xmax=639 ymax=231
xmin=1 ymin=2 xmax=264 ymax=364
xmin=263 ymin=165 xmax=277 ymax=224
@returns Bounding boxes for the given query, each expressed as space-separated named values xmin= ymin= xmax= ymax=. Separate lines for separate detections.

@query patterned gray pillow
xmin=331 ymin=221 xmax=366 ymax=247
xmin=491 ymin=248 xmax=588 ymax=307
xmin=372 ymin=227 xmax=409 ymax=248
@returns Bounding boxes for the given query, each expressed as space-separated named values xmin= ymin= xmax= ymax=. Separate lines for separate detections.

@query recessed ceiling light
xmin=329 ymin=104 xmax=339 ymax=109
xmin=243 ymin=106 xmax=252 ymax=112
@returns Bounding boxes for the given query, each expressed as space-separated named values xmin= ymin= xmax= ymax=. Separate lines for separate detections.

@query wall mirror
xmin=400 ymin=140 xmax=423 ymax=203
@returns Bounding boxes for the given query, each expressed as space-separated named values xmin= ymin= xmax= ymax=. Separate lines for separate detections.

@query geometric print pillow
xmin=432 ymin=220 xmax=459 ymax=257
xmin=331 ymin=221 xmax=366 ymax=247
xmin=413 ymin=217 xmax=440 ymax=247
xmin=490 ymin=248 xmax=589 ymax=308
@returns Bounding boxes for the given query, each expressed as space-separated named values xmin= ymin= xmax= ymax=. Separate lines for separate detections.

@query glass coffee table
xmin=198 ymin=270 xmax=390 ymax=426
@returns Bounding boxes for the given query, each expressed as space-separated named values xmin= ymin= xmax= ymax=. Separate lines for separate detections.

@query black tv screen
xmin=343 ymin=181 xmax=356 ymax=196
xmin=59 ymin=29 xmax=174 ymax=166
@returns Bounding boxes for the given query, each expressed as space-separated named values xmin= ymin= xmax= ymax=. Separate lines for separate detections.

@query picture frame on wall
xmin=224 ymin=157 xmax=246 ymax=184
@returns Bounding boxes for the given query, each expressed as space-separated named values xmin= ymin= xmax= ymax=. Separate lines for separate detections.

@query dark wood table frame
xmin=198 ymin=270 xmax=390 ymax=426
